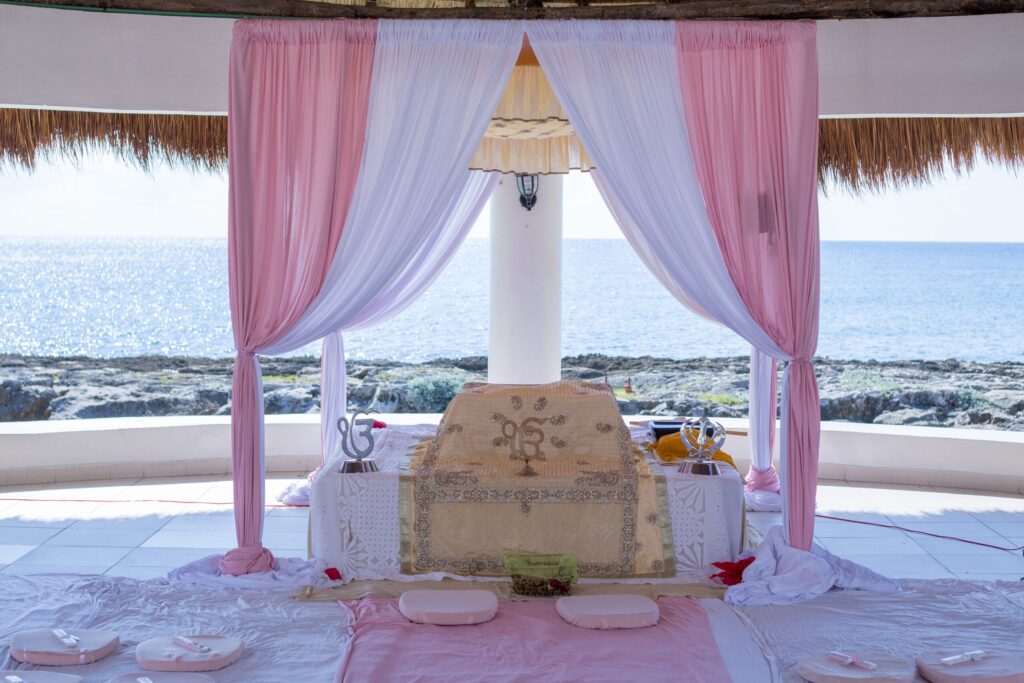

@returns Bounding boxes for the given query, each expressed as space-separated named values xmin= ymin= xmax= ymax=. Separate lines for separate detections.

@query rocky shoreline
xmin=2 ymin=354 xmax=1023 ymax=430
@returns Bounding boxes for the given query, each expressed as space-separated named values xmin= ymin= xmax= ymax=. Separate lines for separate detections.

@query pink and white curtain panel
xmin=226 ymin=18 xmax=821 ymax=574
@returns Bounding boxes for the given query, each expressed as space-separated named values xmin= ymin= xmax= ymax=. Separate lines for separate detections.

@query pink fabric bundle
xmin=10 ymin=629 xmax=118 ymax=666
xmin=337 ymin=596 xmax=730 ymax=682
xmin=745 ymin=466 xmax=782 ymax=494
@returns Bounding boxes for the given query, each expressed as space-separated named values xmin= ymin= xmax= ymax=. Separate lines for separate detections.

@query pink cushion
xmin=10 ymin=629 xmax=119 ymax=666
xmin=107 ymin=674 xmax=215 ymax=683
xmin=397 ymin=590 xmax=498 ymax=626
xmin=796 ymin=654 xmax=916 ymax=682
xmin=135 ymin=636 xmax=243 ymax=672
xmin=0 ymin=672 xmax=83 ymax=683
xmin=554 ymin=594 xmax=660 ymax=630
xmin=917 ymin=651 xmax=1024 ymax=683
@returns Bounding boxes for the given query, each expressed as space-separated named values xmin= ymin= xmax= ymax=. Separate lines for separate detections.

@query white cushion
xmin=135 ymin=635 xmax=243 ymax=672
xmin=554 ymin=594 xmax=659 ymax=630
xmin=0 ymin=672 xmax=84 ymax=683
xmin=10 ymin=629 xmax=119 ymax=666
xmin=917 ymin=651 xmax=1024 ymax=683
xmin=398 ymin=589 xmax=499 ymax=626
xmin=107 ymin=674 xmax=215 ymax=683
xmin=796 ymin=654 xmax=916 ymax=682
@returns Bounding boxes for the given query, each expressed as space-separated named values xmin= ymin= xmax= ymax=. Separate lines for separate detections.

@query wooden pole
xmin=4 ymin=0 xmax=1024 ymax=21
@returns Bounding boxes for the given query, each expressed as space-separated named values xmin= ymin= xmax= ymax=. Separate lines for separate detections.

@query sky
xmin=0 ymin=150 xmax=1021 ymax=241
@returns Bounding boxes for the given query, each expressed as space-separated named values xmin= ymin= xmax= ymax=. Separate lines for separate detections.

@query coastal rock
xmin=872 ymin=408 xmax=939 ymax=426
xmin=263 ymin=387 xmax=318 ymax=414
xmin=1 ymin=354 xmax=1022 ymax=433
xmin=0 ymin=379 xmax=57 ymax=421
xmin=819 ymin=391 xmax=895 ymax=423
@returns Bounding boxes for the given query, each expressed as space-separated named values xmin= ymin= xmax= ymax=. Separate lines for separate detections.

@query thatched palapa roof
xmin=0 ymin=108 xmax=228 ymax=173
xmin=3 ymin=106 xmax=1022 ymax=194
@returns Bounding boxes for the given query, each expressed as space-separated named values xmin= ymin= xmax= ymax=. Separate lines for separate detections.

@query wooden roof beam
xmin=5 ymin=0 xmax=1024 ymax=21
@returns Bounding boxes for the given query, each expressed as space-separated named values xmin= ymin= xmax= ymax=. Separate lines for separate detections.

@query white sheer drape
xmin=269 ymin=20 xmax=519 ymax=504
xmin=317 ymin=171 xmax=497 ymax=462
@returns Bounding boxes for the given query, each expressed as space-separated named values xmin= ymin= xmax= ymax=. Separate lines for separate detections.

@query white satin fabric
xmin=262 ymin=20 xmax=519 ymax=478
xmin=726 ymin=526 xmax=899 ymax=606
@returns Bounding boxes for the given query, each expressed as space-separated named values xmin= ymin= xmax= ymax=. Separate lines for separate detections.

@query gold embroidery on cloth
xmin=401 ymin=381 xmax=675 ymax=578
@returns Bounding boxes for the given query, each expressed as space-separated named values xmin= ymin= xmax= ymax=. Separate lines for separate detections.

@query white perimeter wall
xmin=1 ymin=5 xmax=1024 ymax=116
xmin=0 ymin=416 xmax=1021 ymax=496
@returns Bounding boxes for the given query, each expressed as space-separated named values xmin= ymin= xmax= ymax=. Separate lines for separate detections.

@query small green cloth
xmin=504 ymin=553 xmax=579 ymax=584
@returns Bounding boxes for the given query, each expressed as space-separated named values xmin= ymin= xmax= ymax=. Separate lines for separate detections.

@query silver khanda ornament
xmin=678 ymin=415 xmax=725 ymax=476
xmin=337 ymin=410 xmax=379 ymax=474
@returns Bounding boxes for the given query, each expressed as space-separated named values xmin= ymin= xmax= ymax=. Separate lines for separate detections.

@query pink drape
xmin=676 ymin=21 xmax=821 ymax=549
xmin=226 ymin=19 xmax=376 ymax=574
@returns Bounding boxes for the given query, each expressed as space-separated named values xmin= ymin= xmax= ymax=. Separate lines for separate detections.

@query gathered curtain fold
xmin=530 ymin=19 xmax=820 ymax=549
xmin=676 ymin=20 xmax=820 ymax=548
xmin=225 ymin=19 xmax=376 ymax=575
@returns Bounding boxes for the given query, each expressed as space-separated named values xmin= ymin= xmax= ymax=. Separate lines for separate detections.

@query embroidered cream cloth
xmin=401 ymin=381 xmax=674 ymax=578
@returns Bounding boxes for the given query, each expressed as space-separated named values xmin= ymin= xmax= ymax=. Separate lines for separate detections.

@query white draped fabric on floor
xmin=225 ymin=18 xmax=822 ymax=574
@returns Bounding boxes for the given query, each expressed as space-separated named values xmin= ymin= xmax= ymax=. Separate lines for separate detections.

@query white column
xmin=488 ymin=173 xmax=563 ymax=384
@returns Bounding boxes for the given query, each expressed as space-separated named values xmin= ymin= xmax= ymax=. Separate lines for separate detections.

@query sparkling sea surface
xmin=0 ymin=238 xmax=1021 ymax=362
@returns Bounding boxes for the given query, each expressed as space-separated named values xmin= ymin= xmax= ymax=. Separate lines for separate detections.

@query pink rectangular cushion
xmin=10 ymin=629 xmax=119 ymax=666
xmin=555 ymin=594 xmax=660 ymax=630
xmin=135 ymin=635 xmax=243 ymax=672
xmin=0 ymin=672 xmax=83 ymax=683
xmin=398 ymin=589 xmax=498 ymax=626
xmin=916 ymin=651 xmax=1024 ymax=683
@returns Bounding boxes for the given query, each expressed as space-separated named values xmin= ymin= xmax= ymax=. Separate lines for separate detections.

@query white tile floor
xmin=0 ymin=475 xmax=1022 ymax=582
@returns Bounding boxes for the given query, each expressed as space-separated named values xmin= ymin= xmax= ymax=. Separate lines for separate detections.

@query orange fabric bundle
xmin=653 ymin=431 xmax=737 ymax=470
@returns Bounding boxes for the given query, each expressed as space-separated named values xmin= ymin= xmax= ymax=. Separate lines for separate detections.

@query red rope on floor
xmin=815 ymin=513 xmax=1024 ymax=553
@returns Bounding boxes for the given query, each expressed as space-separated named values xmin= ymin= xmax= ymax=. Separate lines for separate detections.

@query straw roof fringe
xmin=2 ymin=108 xmax=1022 ymax=193
xmin=0 ymin=108 xmax=227 ymax=173
xmin=819 ymin=116 xmax=1024 ymax=193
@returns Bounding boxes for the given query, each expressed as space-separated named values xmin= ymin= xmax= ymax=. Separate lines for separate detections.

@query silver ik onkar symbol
xmin=337 ymin=410 xmax=379 ymax=474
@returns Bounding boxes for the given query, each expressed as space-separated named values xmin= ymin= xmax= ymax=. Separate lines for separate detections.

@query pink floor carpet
xmin=336 ymin=596 xmax=730 ymax=682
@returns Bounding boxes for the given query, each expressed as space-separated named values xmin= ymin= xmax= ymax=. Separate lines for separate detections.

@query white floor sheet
xmin=0 ymin=574 xmax=348 ymax=683
xmin=2 ymin=573 xmax=1020 ymax=683
xmin=736 ymin=578 xmax=1024 ymax=683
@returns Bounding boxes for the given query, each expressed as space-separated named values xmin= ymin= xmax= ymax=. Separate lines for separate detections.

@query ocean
xmin=0 ymin=238 xmax=1021 ymax=362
